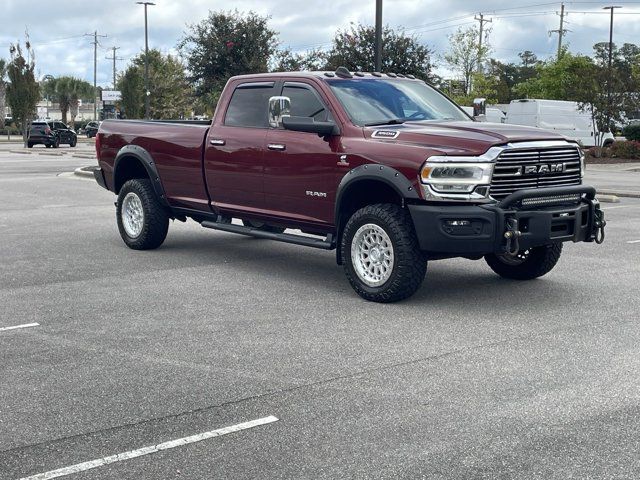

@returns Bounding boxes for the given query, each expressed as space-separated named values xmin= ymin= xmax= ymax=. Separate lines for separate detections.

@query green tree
xmin=178 ymin=10 xmax=278 ymax=110
xmin=6 ymin=42 xmax=39 ymax=146
xmin=444 ymin=26 xmax=491 ymax=94
xmin=0 ymin=58 xmax=7 ymax=129
xmin=45 ymin=76 xmax=94 ymax=124
xmin=323 ymin=24 xmax=434 ymax=80
xmin=117 ymin=49 xmax=191 ymax=119
xmin=271 ymin=48 xmax=326 ymax=72
xmin=514 ymin=51 xmax=594 ymax=101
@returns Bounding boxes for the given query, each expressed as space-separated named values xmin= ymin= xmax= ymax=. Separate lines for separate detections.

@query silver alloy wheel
xmin=351 ymin=223 xmax=395 ymax=287
xmin=122 ymin=192 xmax=145 ymax=238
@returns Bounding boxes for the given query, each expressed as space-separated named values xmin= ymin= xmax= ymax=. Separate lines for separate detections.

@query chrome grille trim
xmin=489 ymin=143 xmax=582 ymax=200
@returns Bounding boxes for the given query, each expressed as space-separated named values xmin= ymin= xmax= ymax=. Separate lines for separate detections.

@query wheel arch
xmin=113 ymin=145 xmax=168 ymax=206
xmin=334 ymin=165 xmax=420 ymax=265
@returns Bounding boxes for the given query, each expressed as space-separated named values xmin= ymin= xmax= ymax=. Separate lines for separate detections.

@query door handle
xmin=267 ymin=143 xmax=286 ymax=151
xmin=209 ymin=139 xmax=225 ymax=146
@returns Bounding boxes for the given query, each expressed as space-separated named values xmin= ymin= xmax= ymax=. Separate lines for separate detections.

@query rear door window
xmin=224 ymin=82 xmax=275 ymax=128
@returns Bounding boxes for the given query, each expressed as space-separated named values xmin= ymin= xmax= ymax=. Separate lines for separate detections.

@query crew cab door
xmin=263 ymin=81 xmax=341 ymax=226
xmin=204 ymin=81 xmax=276 ymax=213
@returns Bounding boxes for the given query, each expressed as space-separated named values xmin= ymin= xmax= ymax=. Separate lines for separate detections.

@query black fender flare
xmin=113 ymin=144 xmax=169 ymax=206
xmin=334 ymin=164 xmax=420 ymax=264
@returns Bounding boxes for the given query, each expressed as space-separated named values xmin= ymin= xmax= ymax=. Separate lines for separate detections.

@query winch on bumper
xmin=408 ymin=185 xmax=606 ymax=256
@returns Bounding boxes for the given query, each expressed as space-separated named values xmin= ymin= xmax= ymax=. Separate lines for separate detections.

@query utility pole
xmin=474 ymin=13 xmax=492 ymax=72
xmin=137 ymin=2 xmax=155 ymax=119
xmin=374 ymin=0 xmax=382 ymax=72
xmin=603 ymin=5 xmax=621 ymax=132
xmin=85 ymin=31 xmax=107 ymax=120
xmin=549 ymin=3 xmax=569 ymax=59
xmin=105 ymin=46 xmax=123 ymax=90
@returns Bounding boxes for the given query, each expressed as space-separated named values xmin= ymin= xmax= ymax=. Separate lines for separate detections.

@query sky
xmin=1 ymin=0 xmax=639 ymax=88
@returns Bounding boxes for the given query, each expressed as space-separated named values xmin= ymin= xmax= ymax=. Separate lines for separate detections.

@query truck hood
xmin=365 ymin=120 xmax=567 ymax=156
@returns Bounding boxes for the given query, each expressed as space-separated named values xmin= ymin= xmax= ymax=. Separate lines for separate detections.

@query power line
xmin=549 ymin=3 xmax=569 ymax=59
xmin=84 ymin=31 xmax=107 ymax=120
xmin=475 ymin=13 xmax=492 ymax=72
xmin=105 ymin=46 xmax=124 ymax=90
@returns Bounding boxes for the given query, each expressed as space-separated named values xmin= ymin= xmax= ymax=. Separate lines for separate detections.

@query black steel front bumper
xmin=408 ymin=186 xmax=605 ymax=256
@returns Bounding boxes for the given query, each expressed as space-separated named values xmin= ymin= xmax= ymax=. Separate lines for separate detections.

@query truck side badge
xmin=338 ymin=154 xmax=349 ymax=167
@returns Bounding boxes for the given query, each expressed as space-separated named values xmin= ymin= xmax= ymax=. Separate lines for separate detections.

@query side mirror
xmin=473 ymin=98 xmax=487 ymax=120
xmin=282 ymin=116 xmax=340 ymax=136
xmin=268 ymin=96 xmax=291 ymax=128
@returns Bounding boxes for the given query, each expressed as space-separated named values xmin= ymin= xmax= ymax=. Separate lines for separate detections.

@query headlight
xmin=420 ymin=162 xmax=494 ymax=194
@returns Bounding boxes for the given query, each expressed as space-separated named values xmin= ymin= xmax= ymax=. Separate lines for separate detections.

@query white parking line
xmin=0 ymin=322 xmax=39 ymax=332
xmin=627 ymin=240 xmax=640 ymax=244
xmin=20 ymin=415 xmax=279 ymax=480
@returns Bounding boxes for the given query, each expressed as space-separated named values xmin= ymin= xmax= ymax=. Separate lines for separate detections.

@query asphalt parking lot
xmin=1 ymin=147 xmax=640 ymax=479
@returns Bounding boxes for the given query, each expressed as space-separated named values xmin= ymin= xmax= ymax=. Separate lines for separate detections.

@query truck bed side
xmin=97 ymin=119 xmax=212 ymax=211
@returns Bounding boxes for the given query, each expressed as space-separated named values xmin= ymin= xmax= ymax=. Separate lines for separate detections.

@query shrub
xmin=622 ymin=124 xmax=640 ymax=141
xmin=610 ymin=140 xmax=640 ymax=159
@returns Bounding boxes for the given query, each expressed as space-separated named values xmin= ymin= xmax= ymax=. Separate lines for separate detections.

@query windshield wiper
xmin=364 ymin=118 xmax=405 ymax=127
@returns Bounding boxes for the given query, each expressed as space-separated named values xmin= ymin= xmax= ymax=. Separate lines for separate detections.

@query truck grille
xmin=490 ymin=146 xmax=582 ymax=200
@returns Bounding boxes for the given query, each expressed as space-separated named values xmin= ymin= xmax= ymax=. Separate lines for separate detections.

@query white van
xmin=506 ymin=99 xmax=613 ymax=147
xmin=461 ymin=106 xmax=506 ymax=124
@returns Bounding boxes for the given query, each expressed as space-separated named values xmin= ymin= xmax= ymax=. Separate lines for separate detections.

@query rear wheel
xmin=341 ymin=203 xmax=426 ymax=303
xmin=27 ymin=143 xmax=33 ymax=148
xmin=242 ymin=219 xmax=285 ymax=234
xmin=116 ymin=179 xmax=169 ymax=250
xmin=484 ymin=243 xmax=563 ymax=280
xmin=45 ymin=144 xmax=51 ymax=148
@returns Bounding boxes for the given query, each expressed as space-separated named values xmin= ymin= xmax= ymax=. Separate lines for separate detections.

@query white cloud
xmin=1 ymin=0 xmax=638 ymax=87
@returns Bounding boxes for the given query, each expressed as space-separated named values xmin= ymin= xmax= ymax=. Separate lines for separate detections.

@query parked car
xmin=27 ymin=120 xmax=77 ymax=148
xmin=506 ymin=99 xmax=614 ymax=148
xmin=85 ymin=121 xmax=100 ymax=138
xmin=93 ymin=69 xmax=606 ymax=302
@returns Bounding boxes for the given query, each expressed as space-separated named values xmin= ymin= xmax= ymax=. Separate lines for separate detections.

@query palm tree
xmin=0 ymin=59 xmax=7 ymax=130
xmin=53 ymin=76 xmax=95 ymax=124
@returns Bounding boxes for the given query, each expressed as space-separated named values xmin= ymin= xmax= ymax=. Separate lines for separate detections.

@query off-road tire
xmin=116 ymin=179 xmax=169 ymax=250
xmin=485 ymin=243 xmax=563 ymax=280
xmin=341 ymin=203 xmax=427 ymax=303
xmin=242 ymin=219 xmax=285 ymax=234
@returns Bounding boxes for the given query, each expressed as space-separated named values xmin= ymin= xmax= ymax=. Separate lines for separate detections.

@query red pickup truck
xmin=94 ymin=68 xmax=606 ymax=302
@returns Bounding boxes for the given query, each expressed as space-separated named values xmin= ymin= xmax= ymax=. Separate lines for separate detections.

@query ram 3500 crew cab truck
xmin=94 ymin=68 xmax=606 ymax=302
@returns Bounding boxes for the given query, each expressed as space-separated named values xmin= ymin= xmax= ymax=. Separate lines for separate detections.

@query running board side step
xmin=201 ymin=220 xmax=336 ymax=250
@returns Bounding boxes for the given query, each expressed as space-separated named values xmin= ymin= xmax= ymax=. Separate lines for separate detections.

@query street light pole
xmin=374 ymin=0 xmax=382 ymax=72
xmin=137 ymin=2 xmax=155 ymax=119
xmin=603 ymin=5 xmax=621 ymax=132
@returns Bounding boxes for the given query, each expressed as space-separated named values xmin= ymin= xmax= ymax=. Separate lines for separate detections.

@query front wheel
xmin=70 ymin=137 xmax=77 ymax=147
xmin=116 ymin=179 xmax=169 ymax=250
xmin=341 ymin=204 xmax=427 ymax=303
xmin=484 ymin=243 xmax=563 ymax=280
xmin=53 ymin=138 xmax=60 ymax=148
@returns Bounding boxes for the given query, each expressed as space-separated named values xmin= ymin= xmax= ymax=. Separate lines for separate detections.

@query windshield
xmin=327 ymin=78 xmax=470 ymax=126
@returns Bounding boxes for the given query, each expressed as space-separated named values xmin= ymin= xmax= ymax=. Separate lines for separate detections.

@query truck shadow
xmin=159 ymin=230 xmax=573 ymax=313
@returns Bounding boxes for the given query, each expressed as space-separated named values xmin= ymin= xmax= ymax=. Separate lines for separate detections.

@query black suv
xmin=84 ymin=121 xmax=100 ymax=138
xmin=27 ymin=120 xmax=77 ymax=148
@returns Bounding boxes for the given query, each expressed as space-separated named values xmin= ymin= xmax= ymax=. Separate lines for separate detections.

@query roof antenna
xmin=335 ymin=66 xmax=353 ymax=78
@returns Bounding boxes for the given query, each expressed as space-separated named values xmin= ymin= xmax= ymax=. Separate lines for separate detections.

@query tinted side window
xmin=224 ymin=84 xmax=274 ymax=128
xmin=282 ymin=85 xmax=328 ymax=121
